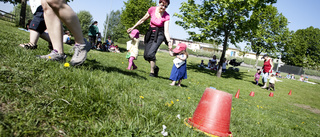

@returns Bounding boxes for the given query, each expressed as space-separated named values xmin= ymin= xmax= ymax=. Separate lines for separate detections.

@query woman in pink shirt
xmin=127 ymin=0 xmax=172 ymax=77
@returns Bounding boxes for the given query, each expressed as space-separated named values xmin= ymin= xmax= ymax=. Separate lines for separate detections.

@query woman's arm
xmin=164 ymin=21 xmax=172 ymax=49
xmin=127 ymin=12 xmax=150 ymax=33
xmin=269 ymin=59 xmax=274 ymax=72
xmin=169 ymin=50 xmax=174 ymax=56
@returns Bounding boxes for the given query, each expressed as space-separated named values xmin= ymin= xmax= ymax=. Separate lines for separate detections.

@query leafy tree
xmin=238 ymin=46 xmax=251 ymax=58
xmin=11 ymin=3 xmax=33 ymax=27
xmin=175 ymin=0 xmax=276 ymax=77
xmin=245 ymin=5 xmax=289 ymax=67
xmin=121 ymin=0 xmax=156 ymax=34
xmin=2 ymin=0 xmax=27 ymax=27
xmin=282 ymin=26 xmax=320 ymax=70
xmin=0 ymin=0 xmax=20 ymax=5
xmin=103 ymin=10 xmax=126 ymax=42
xmin=77 ymin=10 xmax=93 ymax=38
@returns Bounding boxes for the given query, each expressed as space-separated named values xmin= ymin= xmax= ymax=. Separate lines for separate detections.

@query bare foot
xmin=170 ymin=83 xmax=175 ymax=86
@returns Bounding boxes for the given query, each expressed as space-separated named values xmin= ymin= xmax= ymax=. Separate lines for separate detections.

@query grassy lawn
xmin=1 ymin=20 xmax=320 ymax=136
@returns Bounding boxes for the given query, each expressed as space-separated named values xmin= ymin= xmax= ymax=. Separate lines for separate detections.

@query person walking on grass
xmin=19 ymin=0 xmax=52 ymax=50
xmin=254 ymin=69 xmax=261 ymax=85
xmin=88 ymin=21 xmax=99 ymax=49
xmin=261 ymin=54 xmax=273 ymax=88
xmin=127 ymin=0 xmax=172 ymax=77
xmin=37 ymin=0 xmax=91 ymax=66
xmin=169 ymin=43 xmax=188 ymax=86
xmin=268 ymin=73 xmax=277 ymax=91
xmin=126 ymin=29 xmax=140 ymax=70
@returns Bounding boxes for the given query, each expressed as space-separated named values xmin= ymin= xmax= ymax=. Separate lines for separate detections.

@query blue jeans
xmin=261 ymin=72 xmax=269 ymax=83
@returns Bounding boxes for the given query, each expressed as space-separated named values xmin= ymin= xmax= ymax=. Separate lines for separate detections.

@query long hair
xmin=91 ymin=21 xmax=98 ymax=26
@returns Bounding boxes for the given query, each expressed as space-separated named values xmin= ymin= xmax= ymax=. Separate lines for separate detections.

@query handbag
xmin=173 ymin=58 xmax=185 ymax=68
xmin=126 ymin=52 xmax=131 ymax=59
xmin=126 ymin=40 xmax=132 ymax=50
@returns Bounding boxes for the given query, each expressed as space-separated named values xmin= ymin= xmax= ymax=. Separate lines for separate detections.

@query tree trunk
xmin=216 ymin=32 xmax=229 ymax=77
xmin=254 ymin=52 xmax=260 ymax=68
xmin=19 ymin=0 xmax=26 ymax=28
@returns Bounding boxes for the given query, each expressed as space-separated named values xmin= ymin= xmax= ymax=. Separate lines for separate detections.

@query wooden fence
xmin=0 ymin=9 xmax=16 ymax=22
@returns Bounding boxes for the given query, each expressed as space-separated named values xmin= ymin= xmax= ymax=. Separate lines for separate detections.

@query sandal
xmin=19 ymin=42 xmax=37 ymax=49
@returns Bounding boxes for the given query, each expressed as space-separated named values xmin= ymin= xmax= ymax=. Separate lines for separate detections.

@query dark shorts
xmin=144 ymin=31 xmax=165 ymax=61
xmin=29 ymin=6 xmax=46 ymax=34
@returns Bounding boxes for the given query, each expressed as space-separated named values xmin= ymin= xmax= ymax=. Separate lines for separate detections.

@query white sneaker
xmin=70 ymin=39 xmax=91 ymax=66
xmin=37 ymin=49 xmax=66 ymax=61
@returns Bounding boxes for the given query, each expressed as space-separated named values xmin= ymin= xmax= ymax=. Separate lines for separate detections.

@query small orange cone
xmin=235 ymin=89 xmax=240 ymax=98
xmin=288 ymin=90 xmax=292 ymax=95
xmin=249 ymin=91 xmax=255 ymax=97
xmin=269 ymin=92 xmax=274 ymax=97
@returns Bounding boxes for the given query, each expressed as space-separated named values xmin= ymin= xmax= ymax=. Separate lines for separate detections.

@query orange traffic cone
xmin=269 ymin=92 xmax=274 ymax=97
xmin=235 ymin=89 xmax=240 ymax=98
xmin=249 ymin=91 xmax=255 ymax=97
xmin=184 ymin=88 xmax=232 ymax=137
xmin=288 ymin=90 xmax=292 ymax=95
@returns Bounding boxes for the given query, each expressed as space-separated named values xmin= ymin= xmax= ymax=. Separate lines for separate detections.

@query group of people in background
xmin=286 ymin=73 xmax=309 ymax=82
xmin=198 ymin=55 xmax=228 ymax=73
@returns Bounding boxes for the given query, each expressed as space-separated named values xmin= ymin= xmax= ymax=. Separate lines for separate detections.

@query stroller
xmin=228 ymin=59 xmax=243 ymax=72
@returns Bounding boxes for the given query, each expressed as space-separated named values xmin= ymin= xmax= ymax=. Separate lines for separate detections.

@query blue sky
xmin=1 ymin=0 xmax=320 ymax=47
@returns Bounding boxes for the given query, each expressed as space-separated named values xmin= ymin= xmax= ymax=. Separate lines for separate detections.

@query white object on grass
xmin=161 ymin=125 xmax=168 ymax=136
xmin=176 ymin=114 xmax=181 ymax=119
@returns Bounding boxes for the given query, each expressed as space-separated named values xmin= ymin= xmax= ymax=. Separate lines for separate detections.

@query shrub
xmin=117 ymin=38 xmax=130 ymax=44
xmin=304 ymin=69 xmax=320 ymax=77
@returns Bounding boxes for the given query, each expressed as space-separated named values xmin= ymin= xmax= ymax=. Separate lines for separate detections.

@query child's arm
xmin=275 ymin=78 xmax=282 ymax=82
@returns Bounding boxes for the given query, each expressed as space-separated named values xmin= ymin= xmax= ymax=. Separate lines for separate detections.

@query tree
xmin=238 ymin=45 xmax=251 ymax=58
xmin=77 ymin=10 xmax=93 ymax=38
xmin=103 ymin=10 xmax=126 ymax=42
xmin=11 ymin=3 xmax=33 ymax=27
xmin=282 ymin=27 xmax=320 ymax=70
xmin=175 ymin=0 xmax=276 ymax=77
xmin=2 ymin=0 xmax=27 ymax=27
xmin=245 ymin=5 xmax=289 ymax=68
xmin=121 ymin=0 xmax=156 ymax=34
xmin=0 ymin=0 xmax=20 ymax=5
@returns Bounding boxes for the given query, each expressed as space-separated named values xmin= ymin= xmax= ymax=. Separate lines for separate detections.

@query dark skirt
xmin=169 ymin=61 xmax=187 ymax=81
xmin=144 ymin=31 xmax=165 ymax=61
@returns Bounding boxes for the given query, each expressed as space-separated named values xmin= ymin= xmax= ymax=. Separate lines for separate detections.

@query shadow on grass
xmin=187 ymin=62 xmax=216 ymax=76
xmin=251 ymin=81 xmax=263 ymax=86
xmin=77 ymin=58 xmax=147 ymax=80
xmin=187 ymin=62 xmax=248 ymax=80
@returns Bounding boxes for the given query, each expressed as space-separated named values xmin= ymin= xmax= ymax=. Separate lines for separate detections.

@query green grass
xmin=1 ymin=20 xmax=320 ymax=136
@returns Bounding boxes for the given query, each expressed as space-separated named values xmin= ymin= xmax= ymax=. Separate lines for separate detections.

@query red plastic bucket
xmin=249 ymin=91 xmax=255 ymax=97
xmin=186 ymin=88 xmax=232 ymax=137
xmin=269 ymin=92 xmax=274 ymax=97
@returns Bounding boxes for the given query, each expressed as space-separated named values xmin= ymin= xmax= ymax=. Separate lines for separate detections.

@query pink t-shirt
xmin=148 ymin=6 xmax=170 ymax=28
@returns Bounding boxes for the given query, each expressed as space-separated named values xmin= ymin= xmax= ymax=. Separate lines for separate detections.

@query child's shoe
xmin=133 ymin=66 xmax=138 ymax=70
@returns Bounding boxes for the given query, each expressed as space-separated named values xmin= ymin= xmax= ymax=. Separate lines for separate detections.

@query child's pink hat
xmin=173 ymin=43 xmax=187 ymax=53
xmin=130 ymin=29 xmax=139 ymax=38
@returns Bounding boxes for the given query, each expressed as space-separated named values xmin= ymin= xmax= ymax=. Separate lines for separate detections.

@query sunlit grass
xmin=1 ymin=20 xmax=320 ymax=136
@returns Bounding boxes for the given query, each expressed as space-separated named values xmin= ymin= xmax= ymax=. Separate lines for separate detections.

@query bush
xmin=117 ymin=38 xmax=130 ymax=44
xmin=243 ymin=58 xmax=264 ymax=67
xmin=304 ymin=69 xmax=320 ymax=77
